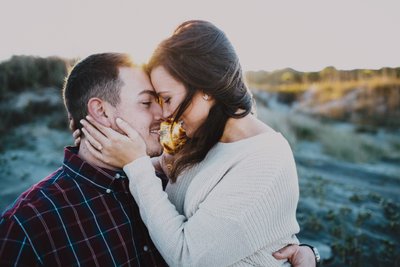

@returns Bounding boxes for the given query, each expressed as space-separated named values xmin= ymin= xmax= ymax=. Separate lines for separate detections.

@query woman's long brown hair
xmin=147 ymin=20 xmax=253 ymax=182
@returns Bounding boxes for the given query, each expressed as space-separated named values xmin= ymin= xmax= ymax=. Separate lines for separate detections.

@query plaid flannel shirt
xmin=0 ymin=146 xmax=167 ymax=267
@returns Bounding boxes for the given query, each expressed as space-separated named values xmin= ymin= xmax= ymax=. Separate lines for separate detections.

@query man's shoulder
xmin=1 ymin=167 xmax=70 ymax=221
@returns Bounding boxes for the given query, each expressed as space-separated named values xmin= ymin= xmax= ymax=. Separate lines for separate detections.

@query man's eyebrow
xmin=138 ymin=90 xmax=158 ymax=97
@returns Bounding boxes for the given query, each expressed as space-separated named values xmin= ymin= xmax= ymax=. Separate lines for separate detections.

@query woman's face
xmin=150 ymin=66 xmax=213 ymax=138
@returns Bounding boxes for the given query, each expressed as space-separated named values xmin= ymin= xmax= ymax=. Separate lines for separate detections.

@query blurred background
xmin=0 ymin=1 xmax=399 ymax=266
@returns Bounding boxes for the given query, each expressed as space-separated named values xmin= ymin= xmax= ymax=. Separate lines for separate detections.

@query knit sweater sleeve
xmin=123 ymin=137 xmax=299 ymax=267
xmin=124 ymin=156 xmax=251 ymax=267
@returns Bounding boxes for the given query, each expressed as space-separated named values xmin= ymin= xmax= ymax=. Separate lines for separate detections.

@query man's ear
xmin=87 ymin=97 xmax=113 ymax=127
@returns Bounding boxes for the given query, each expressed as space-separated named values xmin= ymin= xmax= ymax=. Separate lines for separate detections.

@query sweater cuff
xmin=123 ymin=156 xmax=155 ymax=184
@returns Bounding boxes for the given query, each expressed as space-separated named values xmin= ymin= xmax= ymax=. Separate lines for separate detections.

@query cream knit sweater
xmin=124 ymin=131 xmax=300 ymax=267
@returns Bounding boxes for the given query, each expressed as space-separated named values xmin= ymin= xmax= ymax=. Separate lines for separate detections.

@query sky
xmin=0 ymin=0 xmax=399 ymax=72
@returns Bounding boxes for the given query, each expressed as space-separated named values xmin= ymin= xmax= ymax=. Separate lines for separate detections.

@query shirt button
xmin=115 ymin=173 xmax=121 ymax=179
xmin=106 ymin=189 xmax=111 ymax=193
xmin=143 ymin=245 xmax=148 ymax=252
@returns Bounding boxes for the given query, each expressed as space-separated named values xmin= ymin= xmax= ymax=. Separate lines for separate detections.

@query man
xmin=0 ymin=53 xmax=167 ymax=266
xmin=0 ymin=53 xmax=316 ymax=266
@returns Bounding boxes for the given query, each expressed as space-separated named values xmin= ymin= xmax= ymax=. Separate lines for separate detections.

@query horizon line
xmin=1 ymin=54 xmax=399 ymax=74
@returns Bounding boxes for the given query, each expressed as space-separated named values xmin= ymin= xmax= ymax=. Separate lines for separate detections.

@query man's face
xmin=109 ymin=67 xmax=163 ymax=157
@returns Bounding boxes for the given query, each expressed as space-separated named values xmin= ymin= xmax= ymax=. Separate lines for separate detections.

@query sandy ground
xmin=0 ymin=122 xmax=71 ymax=211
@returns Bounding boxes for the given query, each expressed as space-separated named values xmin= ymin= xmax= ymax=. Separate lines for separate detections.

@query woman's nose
xmin=162 ymin=108 xmax=173 ymax=120
xmin=153 ymin=104 xmax=164 ymax=121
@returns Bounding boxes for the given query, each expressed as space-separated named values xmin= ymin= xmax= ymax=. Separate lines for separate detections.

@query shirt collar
xmin=62 ymin=146 xmax=130 ymax=194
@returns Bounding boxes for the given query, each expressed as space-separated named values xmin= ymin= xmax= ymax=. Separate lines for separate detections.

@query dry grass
xmin=256 ymin=105 xmax=396 ymax=163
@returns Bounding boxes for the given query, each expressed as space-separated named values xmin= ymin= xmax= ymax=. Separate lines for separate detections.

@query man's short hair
xmin=63 ymin=53 xmax=135 ymax=130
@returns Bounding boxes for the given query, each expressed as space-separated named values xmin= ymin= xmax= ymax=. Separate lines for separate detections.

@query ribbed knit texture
xmin=124 ymin=131 xmax=300 ymax=267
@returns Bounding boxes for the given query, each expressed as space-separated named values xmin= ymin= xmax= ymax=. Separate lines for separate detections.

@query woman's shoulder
xmin=219 ymin=131 xmax=295 ymax=174
xmin=218 ymin=116 xmax=290 ymax=150
xmin=216 ymin=130 xmax=290 ymax=153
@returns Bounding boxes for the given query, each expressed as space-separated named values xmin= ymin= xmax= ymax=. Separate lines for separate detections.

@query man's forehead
xmin=119 ymin=66 xmax=156 ymax=96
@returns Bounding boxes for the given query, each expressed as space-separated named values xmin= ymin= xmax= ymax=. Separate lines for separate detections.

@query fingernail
xmin=116 ymin=118 xmax=122 ymax=124
xmin=86 ymin=115 xmax=92 ymax=121
xmin=80 ymin=119 xmax=85 ymax=125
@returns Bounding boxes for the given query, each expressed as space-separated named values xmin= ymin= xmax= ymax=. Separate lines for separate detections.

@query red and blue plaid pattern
xmin=0 ymin=146 xmax=167 ymax=267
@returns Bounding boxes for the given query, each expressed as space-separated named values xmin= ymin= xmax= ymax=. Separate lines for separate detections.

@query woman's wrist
xmin=123 ymin=155 xmax=150 ymax=169
xmin=123 ymin=155 xmax=154 ymax=181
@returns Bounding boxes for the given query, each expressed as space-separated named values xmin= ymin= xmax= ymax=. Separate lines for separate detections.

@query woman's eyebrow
xmin=157 ymin=91 xmax=169 ymax=96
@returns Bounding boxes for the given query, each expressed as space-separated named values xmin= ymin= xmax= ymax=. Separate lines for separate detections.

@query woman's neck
xmin=219 ymin=114 xmax=272 ymax=143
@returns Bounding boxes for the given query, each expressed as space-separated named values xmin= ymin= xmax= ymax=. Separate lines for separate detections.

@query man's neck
xmin=78 ymin=138 xmax=118 ymax=171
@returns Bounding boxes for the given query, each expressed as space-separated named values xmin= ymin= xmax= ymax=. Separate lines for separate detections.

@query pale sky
xmin=0 ymin=0 xmax=399 ymax=71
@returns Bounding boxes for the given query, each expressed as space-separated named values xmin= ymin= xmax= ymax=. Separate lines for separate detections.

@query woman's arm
xmin=124 ymin=156 xmax=256 ymax=267
xmin=150 ymin=156 xmax=163 ymax=173
xmin=81 ymin=117 xmax=315 ymax=267
xmin=122 ymin=135 xmax=301 ymax=266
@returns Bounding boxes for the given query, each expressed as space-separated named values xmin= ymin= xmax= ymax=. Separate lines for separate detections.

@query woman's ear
xmin=87 ymin=98 xmax=113 ymax=127
xmin=201 ymin=90 xmax=213 ymax=101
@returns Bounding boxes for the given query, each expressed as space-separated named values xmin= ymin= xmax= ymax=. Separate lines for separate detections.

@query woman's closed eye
xmin=162 ymin=97 xmax=171 ymax=105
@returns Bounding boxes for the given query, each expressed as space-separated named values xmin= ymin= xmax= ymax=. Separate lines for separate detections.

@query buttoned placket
xmin=111 ymin=172 xmax=149 ymax=254
xmin=105 ymin=172 xmax=128 ymax=194
xmin=105 ymin=174 xmax=119 ymax=194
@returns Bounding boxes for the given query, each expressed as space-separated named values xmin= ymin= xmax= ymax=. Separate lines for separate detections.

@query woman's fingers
xmin=72 ymin=129 xmax=81 ymax=146
xmin=74 ymin=137 xmax=81 ymax=147
xmin=79 ymin=116 xmax=147 ymax=167
xmin=80 ymin=119 xmax=109 ymax=146
xmin=73 ymin=129 xmax=81 ymax=146
xmin=84 ymin=140 xmax=108 ymax=164
xmin=81 ymin=127 xmax=103 ymax=151
xmin=72 ymin=129 xmax=81 ymax=139
xmin=114 ymin=117 xmax=147 ymax=163
xmin=116 ymin=117 xmax=140 ymax=140
xmin=85 ymin=115 xmax=116 ymax=138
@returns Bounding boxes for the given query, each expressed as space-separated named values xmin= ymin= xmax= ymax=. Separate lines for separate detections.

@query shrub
xmin=0 ymin=55 xmax=72 ymax=98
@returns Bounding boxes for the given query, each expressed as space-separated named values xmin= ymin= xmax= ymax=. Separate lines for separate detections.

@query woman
xmin=81 ymin=20 xmax=314 ymax=266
